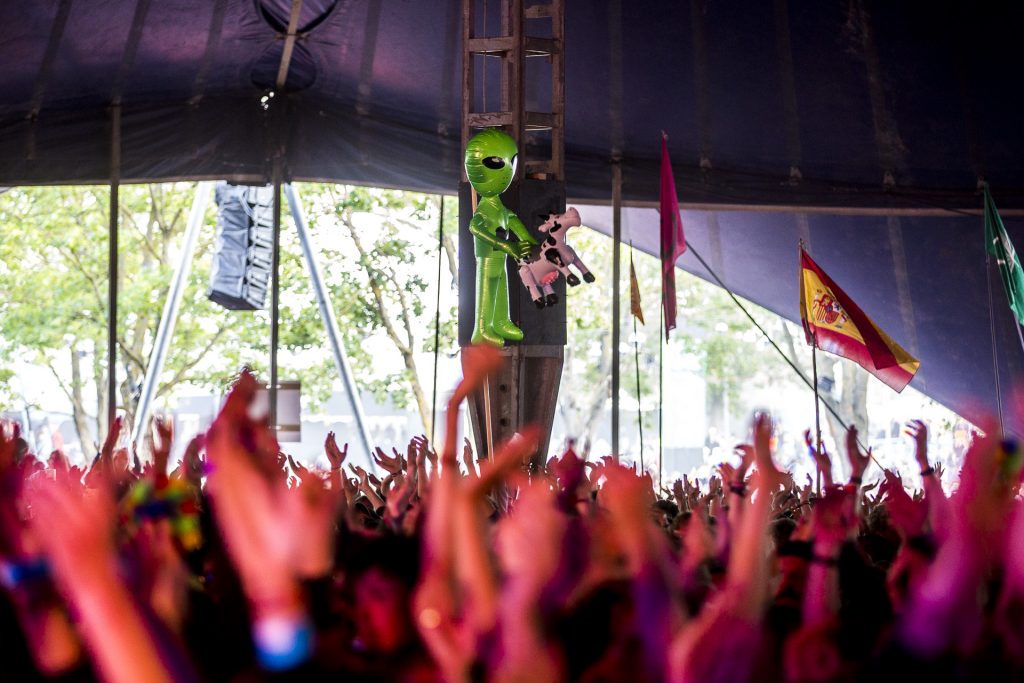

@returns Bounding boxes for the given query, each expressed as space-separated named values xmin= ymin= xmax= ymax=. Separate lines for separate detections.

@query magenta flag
xmin=660 ymin=135 xmax=687 ymax=340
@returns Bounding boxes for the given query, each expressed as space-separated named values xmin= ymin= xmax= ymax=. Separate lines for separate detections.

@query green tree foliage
xmin=301 ymin=184 xmax=458 ymax=433
xmin=0 ymin=183 xmax=456 ymax=455
xmin=558 ymin=227 xmax=821 ymax=452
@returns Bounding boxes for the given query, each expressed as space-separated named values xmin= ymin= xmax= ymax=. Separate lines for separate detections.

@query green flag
xmin=985 ymin=186 xmax=1024 ymax=325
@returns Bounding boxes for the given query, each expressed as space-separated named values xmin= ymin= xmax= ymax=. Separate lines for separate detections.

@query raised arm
xmin=29 ymin=477 xmax=178 ymax=683
xmin=906 ymin=420 xmax=949 ymax=538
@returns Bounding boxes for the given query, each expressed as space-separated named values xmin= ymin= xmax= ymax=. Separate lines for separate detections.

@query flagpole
xmin=631 ymin=245 xmax=644 ymax=471
xmin=811 ymin=331 xmax=822 ymax=497
xmin=611 ymin=159 xmax=622 ymax=461
xmin=985 ymin=249 xmax=1006 ymax=436
xmin=658 ymin=279 xmax=664 ymax=488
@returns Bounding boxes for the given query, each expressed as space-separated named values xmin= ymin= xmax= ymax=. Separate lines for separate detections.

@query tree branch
xmin=385 ymin=265 xmax=417 ymax=349
xmin=154 ymin=325 xmax=230 ymax=399
xmin=53 ymin=244 xmax=105 ymax=312
xmin=342 ymin=211 xmax=411 ymax=356
xmin=119 ymin=203 xmax=161 ymax=263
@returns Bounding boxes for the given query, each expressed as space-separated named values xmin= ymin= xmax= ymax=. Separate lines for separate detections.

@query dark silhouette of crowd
xmin=1 ymin=345 xmax=1022 ymax=682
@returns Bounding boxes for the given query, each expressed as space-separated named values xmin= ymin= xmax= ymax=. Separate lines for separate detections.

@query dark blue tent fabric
xmin=2 ymin=0 xmax=1023 ymax=207
xmin=1 ymin=0 xmax=1023 ymax=427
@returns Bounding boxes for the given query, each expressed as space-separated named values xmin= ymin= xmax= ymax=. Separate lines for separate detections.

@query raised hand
xmin=204 ymin=370 xmax=341 ymax=638
xmin=151 ymin=416 xmax=173 ymax=484
xmin=753 ymin=413 xmax=784 ymax=492
xmin=28 ymin=472 xmax=177 ymax=683
xmin=905 ymin=420 xmax=929 ymax=470
xmin=804 ymin=429 xmax=834 ymax=488
xmin=181 ymin=434 xmax=205 ymax=487
xmin=100 ymin=415 xmax=123 ymax=466
xmin=734 ymin=443 xmax=755 ymax=477
xmin=205 ymin=373 xmax=299 ymax=603
xmin=349 ymin=463 xmax=384 ymax=510
xmin=443 ymin=346 xmax=503 ymax=466
xmin=372 ymin=446 xmax=403 ymax=474
xmin=324 ymin=431 xmax=348 ymax=470
xmin=386 ymin=459 xmax=418 ymax=524
xmin=412 ymin=434 xmax=439 ymax=470
xmin=845 ymin=425 xmax=871 ymax=483
xmin=671 ymin=478 xmax=686 ymax=509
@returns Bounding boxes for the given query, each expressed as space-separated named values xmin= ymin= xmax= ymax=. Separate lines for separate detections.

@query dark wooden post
xmin=460 ymin=0 xmax=566 ymax=464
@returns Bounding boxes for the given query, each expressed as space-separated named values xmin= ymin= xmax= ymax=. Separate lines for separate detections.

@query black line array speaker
xmin=208 ymin=182 xmax=274 ymax=310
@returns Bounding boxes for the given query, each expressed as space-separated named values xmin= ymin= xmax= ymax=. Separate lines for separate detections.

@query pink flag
xmin=660 ymin=135 xmax=686 ymax=339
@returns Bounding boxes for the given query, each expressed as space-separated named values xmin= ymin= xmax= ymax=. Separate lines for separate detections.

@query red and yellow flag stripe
xmin=799 ymin=247 xmax=919 ymax=392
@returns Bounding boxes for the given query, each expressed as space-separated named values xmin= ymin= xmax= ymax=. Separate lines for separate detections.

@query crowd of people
xmin=1 ymin=344 xmax=1023 ymax=682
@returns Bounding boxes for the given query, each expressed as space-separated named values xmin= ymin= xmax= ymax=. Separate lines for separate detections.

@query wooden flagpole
xmin=811 ymin=331 xmax=822 ymax=496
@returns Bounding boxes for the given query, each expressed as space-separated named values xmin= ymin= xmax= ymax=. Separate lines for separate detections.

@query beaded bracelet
xmin=920 ymin=466 xmax=935 ymax=477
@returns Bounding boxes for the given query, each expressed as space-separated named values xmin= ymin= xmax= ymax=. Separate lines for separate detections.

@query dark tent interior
xmin=3 ymin=0 xmax=1024 ymax=431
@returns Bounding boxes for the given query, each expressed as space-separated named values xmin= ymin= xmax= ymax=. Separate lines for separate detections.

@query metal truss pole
xmin=284 ymin=183 xmax=376 ymax=469
xmin=132 ymin=182 xmax=213 ymax=445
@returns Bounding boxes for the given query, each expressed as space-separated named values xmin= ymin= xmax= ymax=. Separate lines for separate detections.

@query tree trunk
xmin=93 ymin=344 xmax=107 ymax=445
xmin=400 ymin=348 xmax=433 ymax=435
xmin=579 ymin=329 xmax=614 ymax=450
xmin=68 ymin=345 xmax=96 ymax=459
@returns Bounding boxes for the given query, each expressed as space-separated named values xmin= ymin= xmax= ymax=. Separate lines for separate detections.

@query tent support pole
xmin=269 ymin=163 xmax=282 ymax=432
xmin=611 ymin=158 xmax=622 ymax=460
xmin=430 ymin=196 xmax=444 ymax=445
xmin=986 ymin=250 xmax=1006 ymax=435
xmin=285 ymin=183 xmax=375 ymax=469
xmin=107 ymin=104 xmax=121 ymax=430
xmin=132 ymin=182 xmax=213 ymax=445
xmin=658 ymin=278 xmax=663 ymax=486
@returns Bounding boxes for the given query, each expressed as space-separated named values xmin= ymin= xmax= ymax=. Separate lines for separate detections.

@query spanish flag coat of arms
xmin=799 ymin=246 xmax=920 ymax=392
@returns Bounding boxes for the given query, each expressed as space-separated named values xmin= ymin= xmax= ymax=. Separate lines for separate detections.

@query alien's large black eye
xmin=482 ymin=156 xmax=505 ymax=170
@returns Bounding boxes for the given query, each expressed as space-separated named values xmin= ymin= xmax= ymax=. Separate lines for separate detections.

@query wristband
xmin=0 ymin=559 xmax=51 ymax=589
xmin=252 ymin=615 xmax=314 ymax=671
xmin=920 ymin=466 xmax=935 ymax=477
xmin=849 ymin=475 xmax=862 ymax=485
xmin=728 ymin=482 xmax=747 ymax=497
xmin=810 ymin=553 xmax=838 ymax=567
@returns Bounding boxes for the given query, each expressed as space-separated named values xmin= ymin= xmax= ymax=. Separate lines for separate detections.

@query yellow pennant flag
xmin=630 ymin=250 xmax=645 ymax=325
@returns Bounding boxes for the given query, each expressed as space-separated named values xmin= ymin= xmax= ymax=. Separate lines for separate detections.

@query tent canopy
xmin=3 ymin=0 xmax=1024 ymax=429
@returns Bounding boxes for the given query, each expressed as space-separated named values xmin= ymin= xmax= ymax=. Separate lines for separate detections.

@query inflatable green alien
xmin=465 ymin=129 xmax=538 ymax=346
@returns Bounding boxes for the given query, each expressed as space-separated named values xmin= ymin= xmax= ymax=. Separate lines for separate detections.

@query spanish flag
xmin=799 ymin=246 xmax=920 ymax=392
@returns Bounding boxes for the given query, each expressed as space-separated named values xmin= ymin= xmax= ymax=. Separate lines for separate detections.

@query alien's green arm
xmin=468 ymin=211 xmax=511 ymax=251
xmin=506 ymin=214 xmax=539 ymax=245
